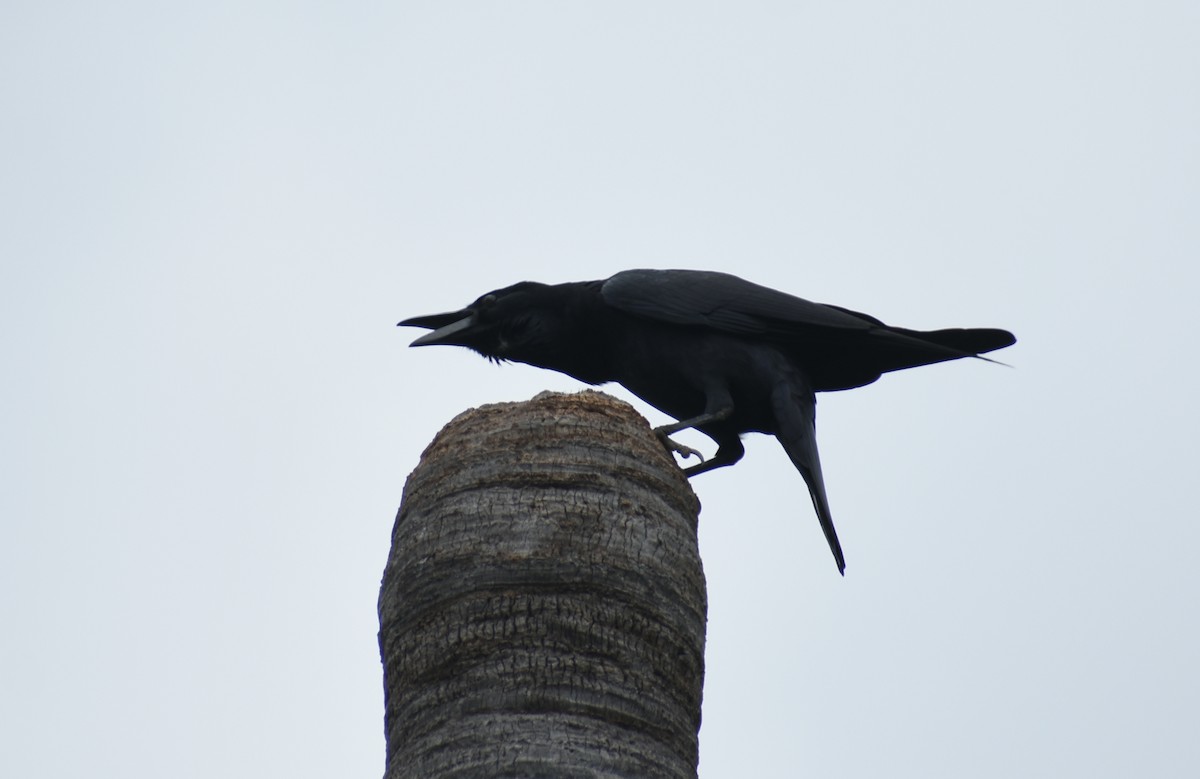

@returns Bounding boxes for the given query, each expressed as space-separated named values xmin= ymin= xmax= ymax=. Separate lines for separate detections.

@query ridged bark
xmin=379 ymin=390 xmax=706 ymax=779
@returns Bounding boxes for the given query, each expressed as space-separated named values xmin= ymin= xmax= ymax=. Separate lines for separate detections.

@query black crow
xmin=399 ymin=269 xmax=1015 ymax=575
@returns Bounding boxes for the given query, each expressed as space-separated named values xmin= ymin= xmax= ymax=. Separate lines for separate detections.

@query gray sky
xmin=3 ymin=2 xmax=1197 ymax=777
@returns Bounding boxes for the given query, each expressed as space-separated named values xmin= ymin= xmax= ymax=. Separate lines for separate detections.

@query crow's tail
xmin=905 ymin=326 xmax=1016 ymax=358
xmin=772 ymin=378 xmax=846 ymax=575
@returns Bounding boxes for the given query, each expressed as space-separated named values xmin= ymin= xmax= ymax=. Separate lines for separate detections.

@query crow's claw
xmin=654 ymin=429 xmax=706 ymax=462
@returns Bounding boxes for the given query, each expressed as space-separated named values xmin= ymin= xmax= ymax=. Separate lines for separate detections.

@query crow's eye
xmin=481 ymin=294 xmax=497 ymax=307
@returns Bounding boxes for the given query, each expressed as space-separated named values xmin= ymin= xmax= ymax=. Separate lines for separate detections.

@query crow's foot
xmin=654 ymin=428 xmax=705 ymax=462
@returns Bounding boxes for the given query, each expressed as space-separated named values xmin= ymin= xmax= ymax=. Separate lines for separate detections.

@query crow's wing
xmin=601 ymin=269 xmax=881 ymax=336
xmin=601 ymin=269 xmax=1015 ymax=390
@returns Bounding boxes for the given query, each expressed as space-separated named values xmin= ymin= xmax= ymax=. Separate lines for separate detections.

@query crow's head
xmin=398 ymin=281 xmax=568 ymax=364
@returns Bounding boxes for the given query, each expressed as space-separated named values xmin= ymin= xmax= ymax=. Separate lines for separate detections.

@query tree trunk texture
xmin=379 ymin=390 xmax=706 ymax=779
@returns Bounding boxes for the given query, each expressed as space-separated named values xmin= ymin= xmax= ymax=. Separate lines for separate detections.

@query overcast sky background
xmin=3 ymin=2 xmax=1197 ymax=777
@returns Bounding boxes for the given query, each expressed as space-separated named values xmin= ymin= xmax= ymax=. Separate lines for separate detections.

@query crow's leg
xmin=654 ymin=406 xmax=733 ymax=437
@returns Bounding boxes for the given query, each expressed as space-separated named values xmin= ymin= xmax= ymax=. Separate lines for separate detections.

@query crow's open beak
xmin=397 ymin=309 xmax=476 ymax=346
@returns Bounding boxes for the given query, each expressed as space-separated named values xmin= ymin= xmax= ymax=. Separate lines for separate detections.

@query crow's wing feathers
xmin=602 ymin=269 xmax=1014 ymax=390
xmin=601 ymin=269 xmax=878 ymax=336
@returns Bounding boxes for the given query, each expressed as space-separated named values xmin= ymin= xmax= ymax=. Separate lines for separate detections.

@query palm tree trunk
xmin=379 ymin=390 xmax=706 ymax=779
